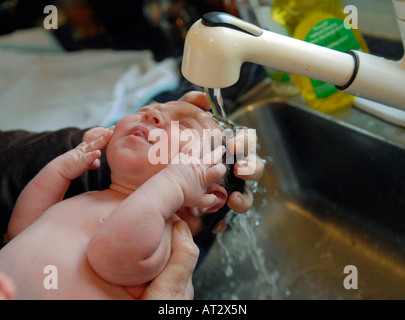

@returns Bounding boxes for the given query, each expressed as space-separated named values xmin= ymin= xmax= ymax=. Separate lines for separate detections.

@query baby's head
xmin=106 ymin=100 xmax=245 ymax=235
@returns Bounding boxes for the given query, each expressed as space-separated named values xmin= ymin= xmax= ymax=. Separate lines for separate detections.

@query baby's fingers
xmin=79 ymin=129 xmax=113 ymax=154
xmin=234 ymin=154 xmax=264 ymax=180
xmin=206 ymin=163 xmax=226 ymax=186
xmin=88 ymin=129 xmax=113 ymax=151
xmin=57 ymin=148 xmax=102 ymax=181
xmin=197 ymin=193 xmax=218 ymax=209
xmin=71 ymin=129 xmax=112 ymax=174
xmin=82 ymin=126 xmax=114 ymax=144
xmin=202 ymin=145 xmax=225 ymax=166
xmin=227 ymin=187 xmax=254 ymax=213
xmin=82 ymin=150 xmax=102 ymax=169
xmin=228 ymin=128 xmax=257 ymax=155
xmin=203 ymin=145 xmax=226 ymax=185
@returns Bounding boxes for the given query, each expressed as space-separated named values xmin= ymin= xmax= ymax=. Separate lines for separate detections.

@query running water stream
xmin=204 ymin=87 xmax=227 ymax=119
xmin=194 ymin=175 xmax=282 ymax=299
xmin=217 ymin=180 xmax=280 ymax=299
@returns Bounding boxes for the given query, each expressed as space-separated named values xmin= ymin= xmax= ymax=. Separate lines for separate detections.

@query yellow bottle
xmin=271 ymin=0 xmax=369 ymax=113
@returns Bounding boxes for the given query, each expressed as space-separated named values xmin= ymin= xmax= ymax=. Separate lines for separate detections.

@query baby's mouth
xmin=130 ymin=126 xmax=151 ymax=143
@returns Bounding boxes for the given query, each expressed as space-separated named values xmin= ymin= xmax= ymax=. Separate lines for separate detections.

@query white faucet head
xmin=181 ymin=12 xmax=263 ymax=88
xmin=181 ymin=12 xmax=353 ymax=89
xmin=182 ymin=11 xmax=405 ymax=111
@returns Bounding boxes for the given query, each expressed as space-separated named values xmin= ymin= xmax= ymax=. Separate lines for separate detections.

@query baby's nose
xmin=142 ymin=109 xmax=165 ymax=127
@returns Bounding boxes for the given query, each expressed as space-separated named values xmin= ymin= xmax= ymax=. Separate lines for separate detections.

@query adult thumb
xmin=141 ymin=220 xmax=199 ymax=300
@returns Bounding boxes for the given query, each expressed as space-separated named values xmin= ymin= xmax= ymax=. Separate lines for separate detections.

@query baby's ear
xmin=198 ymin=183 xmax=228 ymax=214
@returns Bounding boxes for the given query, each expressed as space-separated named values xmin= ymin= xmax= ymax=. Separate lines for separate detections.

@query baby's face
xmin=106 ymin=100 xmax=222 ymax=191
xmin=106 ymin=101 xmax=224 ymax=234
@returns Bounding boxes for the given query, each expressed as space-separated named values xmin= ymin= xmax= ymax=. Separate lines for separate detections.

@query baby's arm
xmin=8 ymin=129 xmax=113 ymax=238
xmin=87 ymin=146 xmax=226 ymax=287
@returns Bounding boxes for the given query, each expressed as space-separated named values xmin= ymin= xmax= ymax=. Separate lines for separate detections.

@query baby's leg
xmin=0 ymin=271 xmax=16 ymax=300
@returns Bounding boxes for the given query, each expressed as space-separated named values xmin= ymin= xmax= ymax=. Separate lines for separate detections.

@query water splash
xmin=213 ymin=180 xmax=281 ymax=299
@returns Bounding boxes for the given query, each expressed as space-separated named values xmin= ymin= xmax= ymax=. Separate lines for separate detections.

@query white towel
xmin=0 ymin=28 xmax=180 ymax=132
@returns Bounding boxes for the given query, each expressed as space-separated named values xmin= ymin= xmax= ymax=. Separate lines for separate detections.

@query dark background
xmin=0 ymin=0 xmax=240 ymax=60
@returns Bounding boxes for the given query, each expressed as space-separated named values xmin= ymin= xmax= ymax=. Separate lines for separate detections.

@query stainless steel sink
xmin=193 ymin=97 xmax=405 ymax=300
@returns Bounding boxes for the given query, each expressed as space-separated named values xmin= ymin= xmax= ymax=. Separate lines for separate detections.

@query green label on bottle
xmin=306 ymin=18 xmax=361 ymax=99
xmin=266 ymin=68 xmax=291 ymax=82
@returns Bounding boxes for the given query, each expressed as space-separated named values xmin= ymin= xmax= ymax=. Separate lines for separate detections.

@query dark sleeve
xmin=0 ymin=128 xmax=111 ymax=242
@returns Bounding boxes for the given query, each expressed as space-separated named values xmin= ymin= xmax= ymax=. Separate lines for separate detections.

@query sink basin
xmin=193 ymin=98 xmax=405 ymax=299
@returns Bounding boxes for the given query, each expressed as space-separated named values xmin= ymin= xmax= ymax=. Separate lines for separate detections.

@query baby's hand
xmin=168 ymin=143 xmax=226 ymax=209
xmin=180 ymin=91 xmax=265 ymax=214
xmin=56 ymin=128 xmax=113 ymax=181
xmin=82 ymin=126 xmax=115 ymax=145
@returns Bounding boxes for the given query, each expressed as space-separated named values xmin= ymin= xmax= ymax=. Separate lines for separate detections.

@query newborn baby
xmin=0 ymin=99 xmax=245 ymax=299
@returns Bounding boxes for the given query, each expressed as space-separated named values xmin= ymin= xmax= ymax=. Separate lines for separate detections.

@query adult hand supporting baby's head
xmin=141 ymin=220 xmax=199 ymax=300
xmin=179 ymin=91 xmax=212 ymax=111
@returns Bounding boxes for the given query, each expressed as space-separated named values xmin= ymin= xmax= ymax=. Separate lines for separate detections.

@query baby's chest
xmin=43 ymin=196 xmax=115 ymax=235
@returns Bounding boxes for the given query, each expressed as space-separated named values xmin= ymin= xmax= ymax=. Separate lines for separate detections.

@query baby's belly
xmin=0 ymin=199 xmax=139 ymax=299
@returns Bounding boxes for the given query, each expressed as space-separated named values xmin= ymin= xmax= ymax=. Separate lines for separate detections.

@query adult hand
xmin=180 ymin=91 xmax=264 ymax=214
xmin=141 ymin=220 xmax=199 ymax=300
xmin=227 ymin=128 xmax=264 ymax=213
xmin=0 ymin=271 xmax=16 ymax=300
xmin=180 ymin=91 xmax=212 ymax=111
